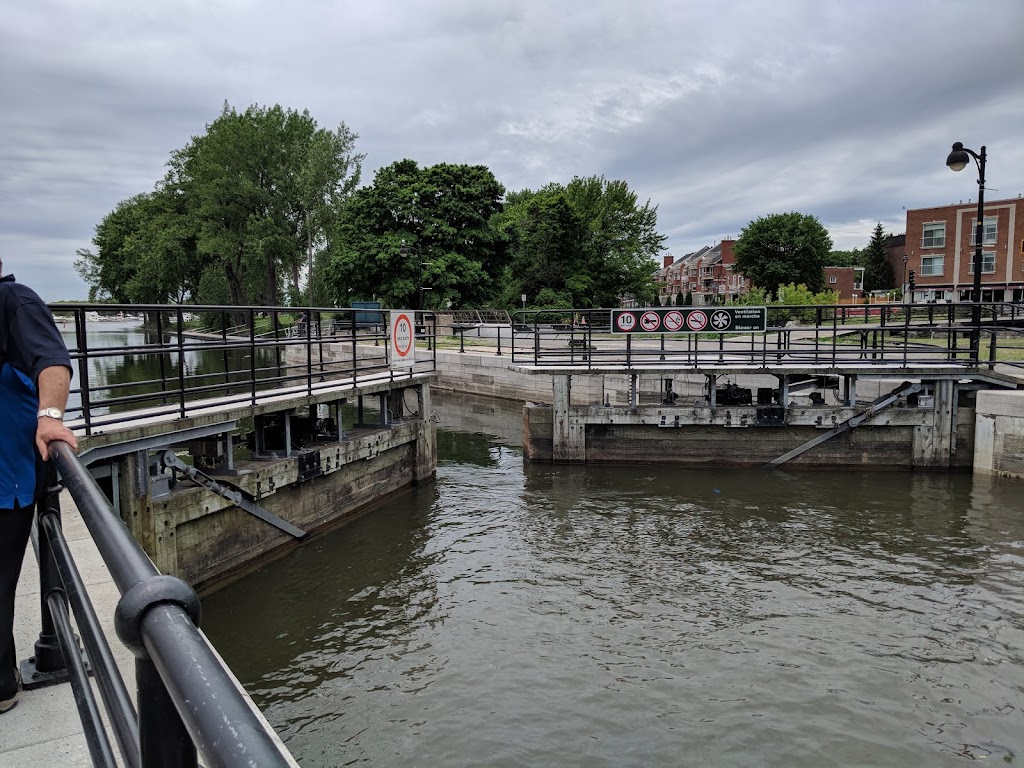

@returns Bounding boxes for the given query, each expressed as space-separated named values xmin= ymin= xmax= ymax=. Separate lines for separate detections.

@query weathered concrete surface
xmin=524 ymin=402 xmax=975 ymax=469
xmin=975 ymin=390 xmax=1024 ymax=478
xmin=121 ymin=418 xmax=435 ymax=594
xmin=5 ymin=495 xmax=135 ymax=767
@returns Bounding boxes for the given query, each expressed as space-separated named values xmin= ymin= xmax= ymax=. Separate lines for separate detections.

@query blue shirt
xmin=0 ymin=275 xmax=73 ymax=508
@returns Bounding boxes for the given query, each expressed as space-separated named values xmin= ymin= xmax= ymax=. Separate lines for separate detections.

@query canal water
xmin=201 ymin=393 xmax=1024 ymax=767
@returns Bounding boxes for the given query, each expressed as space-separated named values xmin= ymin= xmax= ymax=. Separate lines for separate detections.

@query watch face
xmin=40 ymin=408 xmax=63 ymax=419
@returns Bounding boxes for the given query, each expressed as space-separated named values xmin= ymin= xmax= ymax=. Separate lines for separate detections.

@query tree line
xmin=76 ymin=103 xmax=666 ymax=311
xmin=76 ymin=102 xmax=900 ymax=311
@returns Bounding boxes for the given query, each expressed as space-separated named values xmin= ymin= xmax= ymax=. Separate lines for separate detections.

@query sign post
xmin=610 ymin=307 xmax=767 ymax=334
xmin=390 ymin=310 xmax=416 ymax=368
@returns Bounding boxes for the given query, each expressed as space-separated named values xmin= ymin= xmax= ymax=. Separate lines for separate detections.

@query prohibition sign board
xmin=663 ymin=310 xmax=684 ymax=332
xmin=639 ymin=311 xmax=662 ymax=332
xmin=615 ymin=312 xmax=637 ymax=332
xmin=686 ymin=310 xmax=708 ymax=331
xmin=390 ymin=310 xmax=415 ymax=368
xmin=610 ymin=307 xmax=766 ymax=333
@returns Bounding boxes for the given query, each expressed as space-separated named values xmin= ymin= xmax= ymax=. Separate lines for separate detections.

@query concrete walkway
xmin=2 ymin=493 xmax=135 ymax=767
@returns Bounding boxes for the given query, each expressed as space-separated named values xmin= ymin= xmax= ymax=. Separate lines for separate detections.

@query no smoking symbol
xmin=686 ymin=311 xmax=708 ymax=331
xmin=711 ymin=311 xmax=731 ymax=330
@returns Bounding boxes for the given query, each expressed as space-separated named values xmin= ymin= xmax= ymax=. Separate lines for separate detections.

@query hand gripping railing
xmin=33 ymin=441 xmax=297 ymax=768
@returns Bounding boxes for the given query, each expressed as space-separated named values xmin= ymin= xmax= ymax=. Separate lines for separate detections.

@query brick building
xmin=655 ymin=239 xmax=751 ymax=306
xmin=823 ymin=266 xmax=865 ymax=300
xmin=904 ymin=196 xmax=1024 ymax=303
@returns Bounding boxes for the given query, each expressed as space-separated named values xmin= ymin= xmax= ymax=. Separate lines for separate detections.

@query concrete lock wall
xmin=117 ymin=402 xmax=436 ymax=594
xmin=974 ymin=391 xmax=1024 ymax=479
xmin=523 ymin=401 xmax=976 ymax=470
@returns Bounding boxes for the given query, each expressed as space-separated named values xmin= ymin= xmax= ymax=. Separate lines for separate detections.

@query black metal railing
xmin=50 ymin=303 xmax=436 ymax=435
xmin=27 ymin=442 xmax=296 ymax=767
xmin=503 ymin=302 xmax=1024 ymax=369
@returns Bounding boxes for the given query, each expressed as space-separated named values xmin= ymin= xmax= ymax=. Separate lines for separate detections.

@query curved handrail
xmin=46 ymin=441 xmax=298 ymax=768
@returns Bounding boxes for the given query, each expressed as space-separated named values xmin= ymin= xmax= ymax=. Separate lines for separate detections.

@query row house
xmin=656 ymin=239 xmax=751 ymax=306
xmin=904 ymin=196 xmax=1024 ymax=303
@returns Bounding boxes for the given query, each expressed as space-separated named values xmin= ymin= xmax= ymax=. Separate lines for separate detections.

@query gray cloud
xmin=2 ymin=0 xmax=1022 ymax=300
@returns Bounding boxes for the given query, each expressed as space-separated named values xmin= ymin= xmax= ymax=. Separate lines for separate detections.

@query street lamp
xmin=945 ymin=141 xmax=987 ymax=360
xmin=902 ymin=253 xmax=909 ymax=303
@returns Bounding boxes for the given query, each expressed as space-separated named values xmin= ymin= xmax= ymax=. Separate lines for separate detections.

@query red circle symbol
xmin=640 ymin=311 xmax=661 ymax=331
xmin=615 ymin=312 xmax=637 ymax=332
xmin=393 ymin=314 xmax=413 ymax=356
xmin=686 ymin=310 xmax=708 ymax=331
xmin=663 ymin=310 xmax=684 ymax=331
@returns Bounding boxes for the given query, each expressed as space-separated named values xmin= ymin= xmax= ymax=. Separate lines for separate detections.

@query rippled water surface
xmin=204 ymin=421 xmax=1024 ymax=767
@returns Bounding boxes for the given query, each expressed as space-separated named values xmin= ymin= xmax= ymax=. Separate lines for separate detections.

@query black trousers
xmin=0 ymin=502 xmax=34 ymax=698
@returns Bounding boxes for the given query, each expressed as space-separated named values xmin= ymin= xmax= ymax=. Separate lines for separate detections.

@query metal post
xmin=74 ymin=308 xmax=94 ymax=434
xmin=176 ymin=308 xmax=186 ymax=419
xmin=137 ymin=658 xmax=196 ymax=768
xmin=27 ymin=464 xmax=67 ymax=680
xmin=970 ymin=147 xmax=987 ymax=361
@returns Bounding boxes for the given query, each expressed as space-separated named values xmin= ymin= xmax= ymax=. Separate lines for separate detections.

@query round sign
xmin=615 ymin=312 xmax=637 ymax=332
xmin=711 ymin=310 xmax=731 ymax=331
xmin=663 ymin=310 xmax=684 ymax=332
xmin=686 ymin=310 xmax=708 ymax=331
xmin=393 ymin=313 xmax=413 ymax=357
xmin=640 ymin=311 xmax=661 ymax=332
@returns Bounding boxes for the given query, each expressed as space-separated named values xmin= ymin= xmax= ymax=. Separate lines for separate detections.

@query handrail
xmin=51 ymin=303 xmax=436 ymax=434
xmin=37 ymin=441 xmax=297 ymax=768
xmin=505 ymin=302 xmax=1023 ymax=369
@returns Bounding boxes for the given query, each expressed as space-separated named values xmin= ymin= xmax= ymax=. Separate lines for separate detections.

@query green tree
xmin=733 ymin=212 xmax=832 ymax=296
xmin=75 ymin=191 xmax=202 ymax=303
xmin=78 ymin=103 xmax=364 ymax=309
xmin=324 ymin=160 xmax=506 ymax=309
xmin=861 ymin=222 xmax=895 ymax=293
xmin=168 ymin=103 xmax=363 ymax=307
xmin=496 ymin=176 xmax=664 ymax=308
xmin=828 ymin=248 xmax=863 ymax=267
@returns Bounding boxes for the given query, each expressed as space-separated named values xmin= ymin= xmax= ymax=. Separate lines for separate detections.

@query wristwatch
xmin=37 ymin=408 xmax=64 ymax=420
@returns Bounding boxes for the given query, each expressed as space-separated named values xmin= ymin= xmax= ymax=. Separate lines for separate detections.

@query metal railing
xmin=28 ymin=442 xmax=297 ymax=767
xmin=50 ymin=303 xmax=436 ymax=435
xmin=503 ymin=302 xmax=1024 ymax=369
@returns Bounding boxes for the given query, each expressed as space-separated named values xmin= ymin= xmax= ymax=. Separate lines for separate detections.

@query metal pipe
xmin=47 ymin=592 xmax=119 ymax=767
xmin=39 ymin=514 xmax=141 ymax=768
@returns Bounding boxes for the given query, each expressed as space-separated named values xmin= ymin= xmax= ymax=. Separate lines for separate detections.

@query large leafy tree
xmin=77 ymin=103 xmax=363 ymax=307
xmin=733 ymin=212 xmax=832 ymax=296
xmin=323 ymin=160 xmax=506 ymax=309
xmin=861 ymin=222 xmax=895 ymax=293
xmin=74 ymin=191 xmax=202 ymax=303
xmin=496 ymin=176 xmax=664 ymax=308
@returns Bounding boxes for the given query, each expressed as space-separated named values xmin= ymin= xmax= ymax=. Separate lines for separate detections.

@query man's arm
xmin=36 ymin=365 xmax=78 ymax=460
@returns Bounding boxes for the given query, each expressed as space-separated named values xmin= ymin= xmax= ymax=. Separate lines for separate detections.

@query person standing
xmin=0 ymin=258 xmax=78 ymax=713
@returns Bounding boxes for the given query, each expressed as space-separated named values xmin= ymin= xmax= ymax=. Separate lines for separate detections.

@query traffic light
xmin=908 ymin=270 xmax=916 ymax=287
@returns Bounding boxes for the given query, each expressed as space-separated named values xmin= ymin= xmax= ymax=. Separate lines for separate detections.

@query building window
xmin=970 ymin=217 xmax=997 ymax=246
xmin=828 ymin=276 xmax=837 ymax=284
xmin=920 ymin=255 xmax=944 ymax=276
xmin=968 ymin=252 xmax=996 ymax=274
xmin=922 ymin=222 xmax=945 ymax=248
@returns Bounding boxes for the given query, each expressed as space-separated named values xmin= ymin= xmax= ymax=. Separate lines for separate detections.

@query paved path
xmin=2 ymin=493 xmax=134 ymax=767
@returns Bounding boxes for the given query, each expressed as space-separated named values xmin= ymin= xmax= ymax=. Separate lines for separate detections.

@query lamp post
xmin=945 ymin=141 xmax=987 ymax=361
xmin=902 ymin=253 xmax=908 ymax=303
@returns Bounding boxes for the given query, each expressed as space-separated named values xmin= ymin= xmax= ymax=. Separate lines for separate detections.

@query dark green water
xmin=201 ymin=395 xmax=1024 ymax=767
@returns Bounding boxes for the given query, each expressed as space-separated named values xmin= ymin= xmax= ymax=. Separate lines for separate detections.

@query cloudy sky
xmin=2 ymin=0 xmax=1022 ymax=301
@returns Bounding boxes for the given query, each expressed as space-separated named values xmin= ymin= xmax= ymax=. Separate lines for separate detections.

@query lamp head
xmin=946 ymin=142 xmax=970 ymax=172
